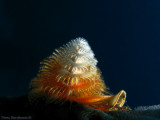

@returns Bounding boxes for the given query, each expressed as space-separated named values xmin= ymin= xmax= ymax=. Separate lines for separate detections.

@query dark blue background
xmin=0 ymin=0 xmax=160 ymax=108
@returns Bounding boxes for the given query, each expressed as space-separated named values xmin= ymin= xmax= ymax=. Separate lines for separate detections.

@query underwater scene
xmin=0 ymin=0 xmax=160 ymax=120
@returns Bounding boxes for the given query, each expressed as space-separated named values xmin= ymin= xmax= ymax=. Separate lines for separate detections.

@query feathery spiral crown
xmin=29 ymin=38 xmax=107 ymax=103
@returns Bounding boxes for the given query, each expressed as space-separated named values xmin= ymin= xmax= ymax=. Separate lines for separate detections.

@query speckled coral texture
xmin=0 ymin=95 xmax=160 ymax=120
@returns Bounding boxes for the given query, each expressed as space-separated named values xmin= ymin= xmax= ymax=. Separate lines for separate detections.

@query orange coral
xmin=29 ymin=38 xmax=128 ymax=111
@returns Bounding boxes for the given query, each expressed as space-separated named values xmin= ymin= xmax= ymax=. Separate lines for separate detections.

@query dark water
xmin=0 ymin=0 xmax=160 ymax=108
